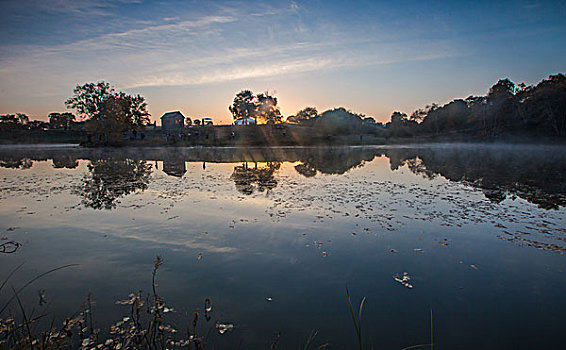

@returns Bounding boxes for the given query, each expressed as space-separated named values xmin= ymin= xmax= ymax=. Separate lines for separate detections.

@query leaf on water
xmin=197 ymin=253 xmax=203 ymax=260
xmin=394 ymin=272 xmax=414 ymax=289
xmin=266 ymin=297 xmax=273 ymax=301
xmin=470 ymin=264 xmax=478 ymax=270
xmin=413 ymin=248 xmax=424 ymax=252
xmin=390 ymin=249 xmax=398 ymax=253
xmin=216 ymin=323 xmax=234 ymax=334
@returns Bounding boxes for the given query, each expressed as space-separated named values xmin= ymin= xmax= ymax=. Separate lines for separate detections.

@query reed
xmin=2 ymin=260 xmax=435 ymax=349
xmin=346 ymin=287 xmax=366 ymax=350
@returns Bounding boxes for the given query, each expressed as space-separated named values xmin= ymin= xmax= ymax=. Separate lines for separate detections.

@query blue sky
xmin=0 ymin=0 xmax=564 ymax=123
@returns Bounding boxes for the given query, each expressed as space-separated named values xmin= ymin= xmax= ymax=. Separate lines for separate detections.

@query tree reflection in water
xmin=294 ymin=163 xmax=317 ymax=177
xmin=385 ymin=147 xmax=566 ymax=210
xmin=0 ymin=158 xmax=33 ymax=169
xmin=294 ymin=147 xmax=379 ymax=176
xmin=231 ymin=162 xmax=280 ymax=195
xmin=1 ymin=145 xmax=564 ymax=210
xmin=79 ymin=158 xmax=153 ymax=209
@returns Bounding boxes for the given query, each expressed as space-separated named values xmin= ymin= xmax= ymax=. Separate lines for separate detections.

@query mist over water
xmin=1 ymin=144 xmax=565 ymax=349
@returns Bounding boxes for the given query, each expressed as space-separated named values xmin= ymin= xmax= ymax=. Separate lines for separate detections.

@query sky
xmin=0 ymin=0 xmax=565 ymax=124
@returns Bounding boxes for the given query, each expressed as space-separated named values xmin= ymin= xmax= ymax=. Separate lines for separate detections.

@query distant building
xmin=234 ymin=117 xmax=256 ymax=125
xmin=161 ymin=111 xmax=185 ymax=129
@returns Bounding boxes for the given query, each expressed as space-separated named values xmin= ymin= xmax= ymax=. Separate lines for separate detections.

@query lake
xmin=1 ymin=144 xmax=565 ymax=349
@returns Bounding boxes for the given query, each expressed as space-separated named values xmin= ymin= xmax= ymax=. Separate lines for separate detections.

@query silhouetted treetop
xmin=229 ymin=90 xmax=282 ymax=124
xmin=65 ymin=81 xmax=150 ymax=144
xmin=389 ymin=73 xmax=566 ymax=138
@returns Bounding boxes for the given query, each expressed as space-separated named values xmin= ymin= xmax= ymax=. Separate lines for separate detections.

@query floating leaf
xmin=216 ymin=323 xmax=234 ymax=334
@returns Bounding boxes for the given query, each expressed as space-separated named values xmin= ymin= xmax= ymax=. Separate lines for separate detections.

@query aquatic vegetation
xmin=0 ymin=257 xmax=214 ymax=349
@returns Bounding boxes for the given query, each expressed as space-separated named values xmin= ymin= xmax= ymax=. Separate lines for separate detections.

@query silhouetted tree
xmin=229 ymin=90 xmax=282 ymax=124
xmin=387 ymin=111 xmax=418 ymax=137
xmin=256 ymin=92 xmax=282 ymax=124
xmin=48 ymin=112 xmax=76 ymax=129
xmin=120 ymin=93 xmax=151 ymax=128
xmin=315 ymin=107 xmax=364 ymax=134
xmin=486 ymin=78 xmax=516 ymax=135
xmin=287 ymin=107 xmax=318 ymax=124
xmin=0 ymin=114 xmax=29 ymax=130
xmin=388 ymin=73 xmax=564 ymax=139
xmin=523 ymin=73 xmax=566 ymax=136
xmin=363 ymin=116 xmax=376 ymax=124
xmin=410 ymin=104 xmax=438 ymax=123
xmin=229 ymin=90 xmax=256 ymax=124
xmin=65 ymin=81 xmax=150 ymax=143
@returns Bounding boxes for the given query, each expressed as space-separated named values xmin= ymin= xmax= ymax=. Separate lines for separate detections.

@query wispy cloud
xmin=0 ymin=0 xmax=458 ymax=115
xmin=128 ymin=57 xmax=338 ymax=88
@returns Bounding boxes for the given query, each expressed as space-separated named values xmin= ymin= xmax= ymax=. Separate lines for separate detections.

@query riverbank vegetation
xmin=1 ymin=73 xmax=564 ymax=146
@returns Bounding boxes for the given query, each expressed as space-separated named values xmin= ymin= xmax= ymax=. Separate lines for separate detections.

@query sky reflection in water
xmin=0 ymin=145 xmax=565 ymax=349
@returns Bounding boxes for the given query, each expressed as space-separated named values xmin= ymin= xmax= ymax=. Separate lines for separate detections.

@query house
xmin=161 ymin=111 xmax=185 ymax=129
xmin=234 ymin=117 xmax=256 ymax=125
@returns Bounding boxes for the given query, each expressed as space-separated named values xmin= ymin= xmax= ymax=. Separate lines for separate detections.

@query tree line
xmin=1 ymin=81 xmax=150 ymax=143
xmin=2 ymin=72 xmax=564 ymax=142
xmin=277 ymin=73 xmax=565 ymax=139
xmin=387 ymin=73 xmax=566 ymax=138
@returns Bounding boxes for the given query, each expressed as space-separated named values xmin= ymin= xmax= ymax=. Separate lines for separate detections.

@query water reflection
xmin=1 ymin=145 xmax=565 ymax=209
xmin=385 ymin=147 xmax=566 ymax=210
xmin=1 ymin=145 xmax=566 ymax=349
xmin=162 ymin=158 xmax=187 ymax=178
xmin=79 ymin=158 xmax=153 ymax=210
xmin=294 ymin=147 xmax=379 ymax=175
xmin=231 ymin=162 xmax=280 ymax=195
xmin=52 ymin=155 xmax=79 ymax=169
xmin=0 ymin=158 xmax=33 ymax=169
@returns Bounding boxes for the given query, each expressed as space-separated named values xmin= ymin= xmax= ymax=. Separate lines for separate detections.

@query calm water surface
xmin=1 ymin=144 xmax=565 ymax=349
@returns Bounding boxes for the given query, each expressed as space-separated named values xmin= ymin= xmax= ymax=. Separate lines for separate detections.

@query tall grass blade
xmin=303 ymin=329 xmax=329 ymax=350
xmin=0 ymin=262 xmax=25 ymax=293
xmin=346 ymin=287 xmax=363 ymax=350
xmin=303 ymin=329 xmax=318 ymax=350
xmin=0 ymin=263 xmax=78 ymax=314
xmin=401 ymin=308 xmax=434 ymax=350
xmin=401 ymin=344 xmax=433 ymax=350
xmin=430 ymin=307 xmax=434 ymax=350
xmin=12 ymin=287 xmax=33 ymax=349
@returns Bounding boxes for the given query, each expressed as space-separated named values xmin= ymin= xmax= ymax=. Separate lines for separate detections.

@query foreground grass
xmin=1 ymin=258 xmax=433 ymax=349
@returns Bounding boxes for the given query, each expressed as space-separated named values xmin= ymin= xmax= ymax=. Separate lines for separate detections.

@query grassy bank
xmin=0 ymin=129 xmax=86 ymax=145
xmin=3 ymin=124 xmax=564 ymax=147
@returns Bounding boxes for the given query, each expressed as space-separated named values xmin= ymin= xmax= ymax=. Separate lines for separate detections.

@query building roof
xmin=161 ymin=111 xmax=185 ymax=119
